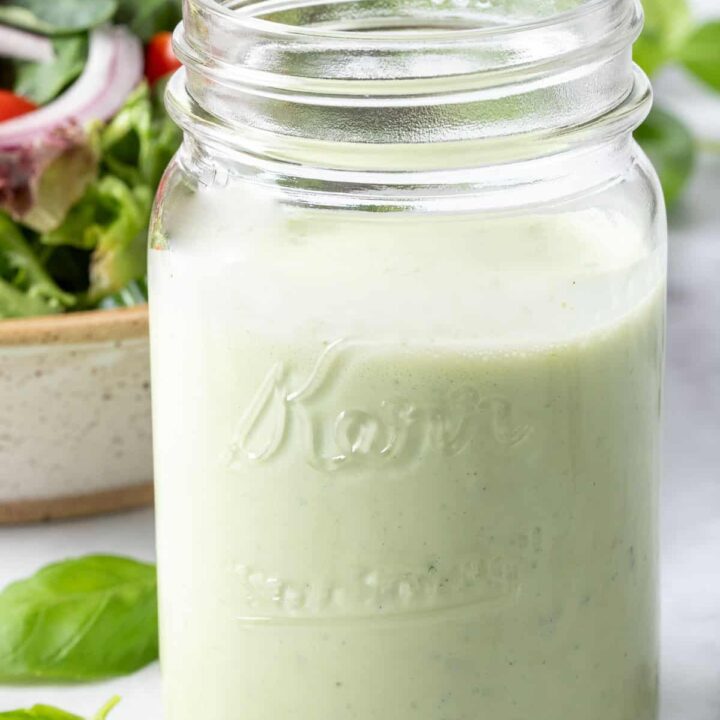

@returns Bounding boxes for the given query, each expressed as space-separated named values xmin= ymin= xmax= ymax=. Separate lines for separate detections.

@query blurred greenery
xmin=635 ymin=108 xmax=696 ymax=207
xmin=635 ymin=0 xmax=720 ymax=207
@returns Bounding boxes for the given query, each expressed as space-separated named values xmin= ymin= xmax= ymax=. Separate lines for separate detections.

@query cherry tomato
xmin=145 ymin=31 xmax=182 ymax=85
xmin=0 ymin=90 xmax=37 ymax=122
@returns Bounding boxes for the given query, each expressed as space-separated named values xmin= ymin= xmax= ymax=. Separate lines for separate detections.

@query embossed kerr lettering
xmin=232 ymin=550 xmax=526 ymax=619
xmin=228 ymin=340 xmax=530 ymax=470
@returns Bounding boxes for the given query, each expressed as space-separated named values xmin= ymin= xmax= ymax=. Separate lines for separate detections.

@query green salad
xmin=0 ymin=0 xmax=182 ymax=319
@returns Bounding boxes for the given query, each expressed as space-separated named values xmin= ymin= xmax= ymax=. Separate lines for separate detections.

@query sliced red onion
xmin=0 ymin=25 xmax=54 ymax=62
xmin=0 ymin=26 xmax=143 ymax=147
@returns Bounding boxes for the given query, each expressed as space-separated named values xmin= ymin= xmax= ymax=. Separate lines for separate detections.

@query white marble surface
xmin=0 ymin=509 xmax=161 ymax=719
xmin=1 ymin=45 xmax=719 ymax=720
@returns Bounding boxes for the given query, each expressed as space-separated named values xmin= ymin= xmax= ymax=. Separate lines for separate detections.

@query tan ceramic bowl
xmin=0 ymin=307 xmax=153 ymax=523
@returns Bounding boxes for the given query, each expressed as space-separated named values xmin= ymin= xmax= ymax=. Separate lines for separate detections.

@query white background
xmin=1 ymin=2 xmax=719 ymax=717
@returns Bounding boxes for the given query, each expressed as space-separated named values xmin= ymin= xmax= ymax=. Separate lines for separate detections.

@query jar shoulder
xmin=149 ymin=142 xmax=666 ymax=349
xmin=150 ymin=139 xmax=667 ymax=256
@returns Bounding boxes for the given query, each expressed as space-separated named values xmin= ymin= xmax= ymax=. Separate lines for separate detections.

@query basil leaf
xmin=0 ymin=0 xmax=117 ymax=36
xmin=13 ymin=34 xmax=88 ymax=105
xmin=91 ymin=697 xmax=120 ymax=720
xmin=0 ymin=556 xmax=158 ymax=681
xmin=0 ymin=697 xmax=119 ymax=720
xmin=0 ymin=706 xmax=81 ymax=720
xmin=679 ymin=21 xmax=720 ymax=92
xmin=635 ymin=106 xmax=695 ymax=207
xmin=634 ymin=0 xmax=693 ymax=76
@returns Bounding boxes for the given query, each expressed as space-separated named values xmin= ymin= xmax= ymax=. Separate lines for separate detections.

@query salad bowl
xmin=0 ymin=1 xmax=185 ymax=521
xmin=0 ymin=306 xmax=152 ymax=523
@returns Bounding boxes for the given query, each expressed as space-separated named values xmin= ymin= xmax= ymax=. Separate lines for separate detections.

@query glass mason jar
xmin=149 ymin=0 xmax=666 ymax=718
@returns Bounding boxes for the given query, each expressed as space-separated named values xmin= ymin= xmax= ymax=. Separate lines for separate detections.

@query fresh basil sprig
xmin=634 ymin=0 xmax=720 ymax=207
xmin=0 ymin=697 xmax=120 ymax=720
xmin=0 ymin=556 xmax=158 ymax=682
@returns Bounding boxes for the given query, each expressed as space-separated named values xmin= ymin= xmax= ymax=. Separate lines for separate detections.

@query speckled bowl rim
xmin=0 ymin=305 xmax=149 ymax=347
xmin=0 ymin=484 xmax=154 ymax=524
xmin=0 ymin=305 xmax=153 ymax=523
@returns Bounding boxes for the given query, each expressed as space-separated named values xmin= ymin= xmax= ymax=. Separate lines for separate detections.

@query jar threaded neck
xmin=169 ymin=0 xmax=650 ymax=171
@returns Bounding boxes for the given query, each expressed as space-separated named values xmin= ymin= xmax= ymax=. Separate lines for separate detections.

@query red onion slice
xmin=0 ymin=25 xmax=54 ymax=62
xmin=0 ymin=26 xmax=143 ymax=147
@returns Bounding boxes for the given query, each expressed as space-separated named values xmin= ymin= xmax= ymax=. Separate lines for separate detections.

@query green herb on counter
xmin=0 ymin=697 xmax=120 ymax=720
xmin=0 ymin=556 xmax=158 ymax=682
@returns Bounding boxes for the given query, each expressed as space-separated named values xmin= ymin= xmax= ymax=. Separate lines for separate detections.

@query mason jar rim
xmin=189 ymin=0 xmax=633 ymax=45
xmin=175 ymin=0 xmax=643 ymax=100
xmin=170 ymin=0 xmax=650 ymax=174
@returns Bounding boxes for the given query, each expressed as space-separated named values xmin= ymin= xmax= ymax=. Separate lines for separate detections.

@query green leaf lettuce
xmin=101 ymin=81 xmax=181 ymax=191
xmin=0 ymin=0 xmax=117 ymax=36
xmin=42 ymin=176 xmax=152 ymax=303
xmin=0 ymin=213 xmax=74 ymax=317
xmin=113 ymin=0 xmax=182 ymax=42
xmin=0 ymin=125 xmax=99 ymax=234
xmin=13 ymin=34 xmax=88 ymax=105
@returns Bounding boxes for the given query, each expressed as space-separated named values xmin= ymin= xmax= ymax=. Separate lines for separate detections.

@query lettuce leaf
xmin=0 ymin=0 xmax=117 ymax=35
xmin=13 ymin=34 xmax=88 ymax=105
xmin=0 ymin=124 xmax=99 ymax=233
xmin=113 ymin=0 xmax=182 ymax=43
xmin=98 ymin=277 xmax=148 ymax=308
xmin=0 ymin=212 xmax=74 ymax=318
xmin=101 ymin=80 xmax=181 ymax=191
xmin=41 ymin=176 xmax=151 ymax=302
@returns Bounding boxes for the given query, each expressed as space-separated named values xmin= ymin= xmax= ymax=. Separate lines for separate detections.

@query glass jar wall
xmin=149 ymin=1 xmax=666 ymax=718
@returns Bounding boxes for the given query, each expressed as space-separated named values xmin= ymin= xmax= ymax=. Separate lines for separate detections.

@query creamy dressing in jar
xmin=150 ymin=0 xmax=666 ymax=717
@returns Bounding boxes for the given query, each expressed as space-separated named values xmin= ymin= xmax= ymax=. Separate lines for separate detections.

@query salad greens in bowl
xmin=0 ymin=0 xmax=182 ymax=320
xmin=0 ymin=1 xmax=182 ymax=522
